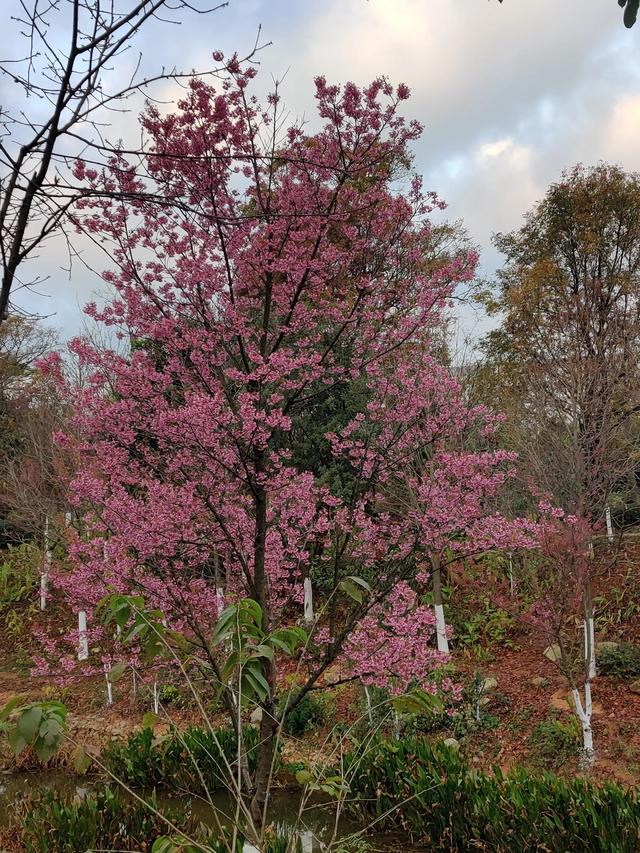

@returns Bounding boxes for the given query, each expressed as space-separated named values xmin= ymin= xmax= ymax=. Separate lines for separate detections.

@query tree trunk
xmin=303 ymin=575 xmax=314 ymax=624
xmin=583 ymin=569 xmax=597 ymax=680
xmin=250 ymin=703 xmax=278 ymax=823
xmin=248 ymin=473 xmax=279 ymax=823
xmin=40 ymin=514 xmax=51 ymax=611
xmin=77 ymin=610 xmax=88 ymax=660
xmin=572 ymin=681 xmax=595 ymax=767
xmin=432 ymin=556 xmax=450 ymax=654
xmin=605 ymin=506 xmax=614 ymax=542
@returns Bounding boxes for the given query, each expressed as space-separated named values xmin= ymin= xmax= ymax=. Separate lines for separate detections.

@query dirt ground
xmin=1 ymin=540 xmax=639 ymax=785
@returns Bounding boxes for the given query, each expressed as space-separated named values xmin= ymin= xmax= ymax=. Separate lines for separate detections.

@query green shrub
xmin=599 ymin=643 xmax=640 ymax=679
xmin=449 ymin=594 xmax=519 ymax=655
xmin=158 ymin=682 xmax=188 ymax=708
xmin=282 ymin=693 xmax=326 ymax=736
xmin=528 ymin=714 xmax=581 ymax=768
xmin=18 ymin=786 xmax=306 ymax=853
xmin=17 ymin=787 xmax=193 ymax=852
xmin=103 ymin=724 xmax=260 ymax=793
xmin=0 ymin=543 xmax=40 ymax=606
xmin=343 ymin=735 xmax=640 ymax=851
xmin=155 ymin=824 xmax=304 ymax=853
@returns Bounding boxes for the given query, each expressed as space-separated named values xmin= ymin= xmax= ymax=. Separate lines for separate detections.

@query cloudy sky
xmin=5 ymin=0 xmax=640 ymax=342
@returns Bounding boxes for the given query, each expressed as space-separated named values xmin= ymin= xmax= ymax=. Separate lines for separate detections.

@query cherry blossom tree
xmin=513 ymin=510 xmax=598 ymax=765
xmin=389 ymin=443 xmax=538 ymax=653
xmin=37 ymin=63 xmax=533 ymax=819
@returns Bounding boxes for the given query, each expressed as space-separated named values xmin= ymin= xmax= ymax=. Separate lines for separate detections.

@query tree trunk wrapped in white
xmin=432 ymin=558 xmax=449 ymax=654
xmin=303 ymin=576 xmax=314 ymax=624
xmin=572 ymin=681 xmax=594 ymax=765
xmin=40 ymin=515 xmax=51 ymax=611
xmin=77 ymin=610 xmax=89 ymax=661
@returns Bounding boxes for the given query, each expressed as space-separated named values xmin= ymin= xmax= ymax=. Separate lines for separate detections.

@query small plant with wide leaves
xmin=0 ymin=696 xmax=67 ymax=762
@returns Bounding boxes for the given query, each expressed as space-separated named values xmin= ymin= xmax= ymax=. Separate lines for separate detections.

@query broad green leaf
xmin=123 ymin=622 xmax=148 ymax=643
xmin=42 ymin=700 xmax=68 ymax=721
xmin=71 ymin=744 xmax=93 ymax=775
xmin=343 ymin=575 xmax=371 ymax=593
xmin=7 ymin=728 xmax=27 ymax=756
xmin=106 ymin=662 xmax=127 ymax=683
xmin=34 ymin=738 xmax=59 ymax=762
xmin=242 ymin=664 xmax=270 ymax=701
xmin=17 ymin=706 xmax=42 ymax=742
xmin=392 ymin=689 xmax=443 ymax=715
xmin=267 ymin=635 xmax=292 ymax=654
xmin=242 ymin=599 xmax=263 ymax=628
xmin=270 ymin=626 xmax=307 ymax=654
xmin=40 ymin=718 xmax=63 ymax=745
xmin=221 ymin=649 xmax=241 ymax=682
xmin=252 ymin=643 xmax=274 ymax=661
xmin=339 ymin=578 xmax=364 ymax=603
xmin=151 ymin=836 xmax=176 ymax=853
xmin=211 ymin=605 xmax=238 ymax=646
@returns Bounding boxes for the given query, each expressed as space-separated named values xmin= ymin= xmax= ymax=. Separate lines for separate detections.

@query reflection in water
xmin=0 ymin=772 xmax=350 ymax=851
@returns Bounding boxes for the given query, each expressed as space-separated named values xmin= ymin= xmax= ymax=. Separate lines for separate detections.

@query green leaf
xmin=123 ymin=622 xmax=148 ymax=643
xmin=242 ymin=598 xmax=263 ymax=628
xmin=344 ymin=575 xmax=371 ymax=593
xmin=34 ymin=738 xmax=59 ymax=762
xmin=152 ymin=837 xmax=176 ymax=853
xmin=142 ymin=712 xmax=160 ymax=728
xmin=242 ymin=664 xmax=270 ymax=701
xmin=7 ymin=728 xmax=27 ymax=756
xmin=392 ymin=689 xmax=443 ymax=715
xmin=42 ymin=700 xmax=68 ymax=722
xmin=295 ymin=769 xmax=313 ymax=785
xmin=0 ymin=695 xmax=23 ymax=723
xmin=71 ymin=744 xmax=93 ymax=775
xmin=40 ymin=718 xmax=63 ymax=745
xmin=270 ymin=626 xmax=308 ymax=654
xmin=267 ymin=635 xmax=292 ymax=654
xmin=339 ymin=578 xmax=364 ymax=603
xmin=107 ymin=662 xmax=127 ymax=683
xmin=17 ymin=706 xmax=42 ymax=742
xmin=221 ymin=649 xmax=241 ymax=682
xmin=211 ymin=605 xmax=237 ymax=646
xmin=252 ymin=643 xmax=274 ymax=661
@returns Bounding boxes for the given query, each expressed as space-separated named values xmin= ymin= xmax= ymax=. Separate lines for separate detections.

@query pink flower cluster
xmin=38 ymin=67 xmax=532 ymax=697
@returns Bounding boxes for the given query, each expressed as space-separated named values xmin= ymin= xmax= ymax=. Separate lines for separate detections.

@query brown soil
xmin=1 ymin=539 xmax=639 ymax=786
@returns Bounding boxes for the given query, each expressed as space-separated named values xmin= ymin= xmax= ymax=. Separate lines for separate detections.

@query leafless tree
xmin=0 ymin=0 xmax=262 ymax=323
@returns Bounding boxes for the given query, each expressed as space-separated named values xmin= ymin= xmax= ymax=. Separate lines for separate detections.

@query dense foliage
xmin=17 ymin=787 xmax=193 ymax=853
xmin=103 ymin=725 xmax=262 ymax=793
xmin=344 ymin=736 xmax=640 ymax=851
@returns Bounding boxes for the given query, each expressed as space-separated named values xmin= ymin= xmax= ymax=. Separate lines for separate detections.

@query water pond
xmin=0 ymin=770 xmax=423 ymax=851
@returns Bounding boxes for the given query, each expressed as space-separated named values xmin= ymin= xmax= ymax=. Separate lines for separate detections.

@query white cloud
xmin=7 ymin=0 xmax=640 ymax=340
xmin=601 ymin=94 xmax=640 ymax=166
